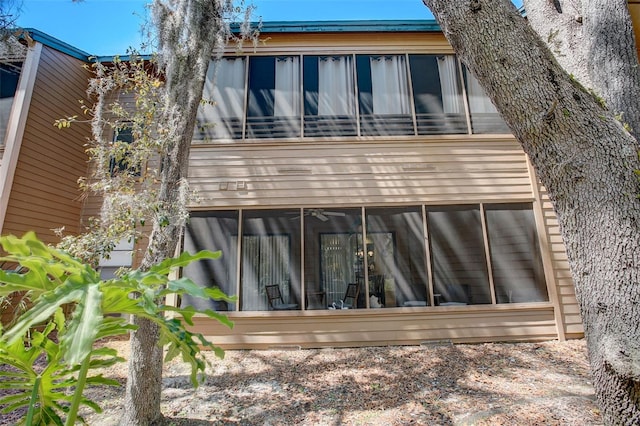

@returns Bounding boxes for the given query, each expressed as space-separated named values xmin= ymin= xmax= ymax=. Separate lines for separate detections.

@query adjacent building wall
xmin=0 ymin=44 xmax=91 ymax=245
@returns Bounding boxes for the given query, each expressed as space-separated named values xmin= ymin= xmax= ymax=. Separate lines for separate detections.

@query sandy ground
xmin=66 ymin=338 xmax=602 ymax=425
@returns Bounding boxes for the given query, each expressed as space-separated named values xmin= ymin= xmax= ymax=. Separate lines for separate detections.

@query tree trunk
xmin=422 ymin=0 xmax=640 ymax=423
xmin=119 ymin=1 xmax=226 ymax=424
xmin=524 ymin=0 xmax=640 ymax=141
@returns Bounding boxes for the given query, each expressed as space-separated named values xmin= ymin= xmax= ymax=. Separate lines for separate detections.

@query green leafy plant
xmin=0 ymin=232 xmax=234 ymax=425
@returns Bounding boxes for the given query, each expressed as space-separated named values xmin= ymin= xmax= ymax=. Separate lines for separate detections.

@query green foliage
xmin=56 ymin=54 xmax=168 ymax=267
xmin=0 ymin=310 xmax=122 ymax=425
xmin=0 ymin=232 xmax=234 ymax=425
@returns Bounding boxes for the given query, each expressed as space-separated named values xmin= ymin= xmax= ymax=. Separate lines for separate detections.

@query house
xmin=5 ymin=9 xmax=640 ymax=347
xmin=178 ymin=20 xmax=583 ymax=349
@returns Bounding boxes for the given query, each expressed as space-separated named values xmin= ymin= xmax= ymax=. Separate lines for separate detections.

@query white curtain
xmin=198 ymin=57 xmax=245 ymax=139
xmin=437 ymin=56 xmax=464 ymax=114
xmin=466 ymin=71 xmax=499 ymax=113
xmin=274 ymin=56 xmax=300 ymax=117
xmin=241 ymin=235 xmax=291 ymax=310
xmin=370 ymin=56 xmax=410 ymax=114
xmin=204 ymin=57 xmax=245 ymax=118
xmin=318 ymin=56 xmax=354 ymax=116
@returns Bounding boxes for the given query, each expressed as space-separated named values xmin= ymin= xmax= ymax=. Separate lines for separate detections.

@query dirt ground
xmin=66 ymin=338 xmax=602 ymax=425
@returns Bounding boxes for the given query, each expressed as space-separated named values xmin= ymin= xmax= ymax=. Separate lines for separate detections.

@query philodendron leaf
xmin=2 ymin=285 xmax=86 ymax=345
xmin=61 ymin=282 xmax=103 ymax=365
xmin=150 ymin=250 xmax=221 ymax=275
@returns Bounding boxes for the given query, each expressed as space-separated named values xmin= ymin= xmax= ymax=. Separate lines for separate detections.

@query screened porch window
xmin=304 ymin=208 xmax=363 ymax=309
xmin=428 ymin=205 xmax=492 ymax=305
xmin=246 ymin=56 xmax=301 ymax=139
xmin=485 ymin=203 xmax=548 ymax=303
xmin=240 ymin=209 xmax=301 ymax=311
xmin=366 ymin=207 xmax=429 ymax=307
xmin=409 ymin=55 xmax=467 ymax=135
xmin=181 ymin=204 xmax=548 ymax=312
xmin=357 ymin=55 xmax=414 ymax=136
xmin=181 ymin=211 xmax=238 ymax=311
xmin=303 ymin=55 xmax=357 ymax=137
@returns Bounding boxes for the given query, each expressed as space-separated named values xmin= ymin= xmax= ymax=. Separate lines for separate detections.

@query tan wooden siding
xmin=629 ymin=2 xmax=640 ymax=56
xmin=188 ymin=305 xmax=558 ymax=349
xmin=232 ymin=32 xmax=454 ymax=55
xmin=2 ymin=45 xmax=91 ymax=245
xmin=537 ymin=183 xmax=583 ymax=338
xmin=188 ymin=137 xmax=533 ymax=209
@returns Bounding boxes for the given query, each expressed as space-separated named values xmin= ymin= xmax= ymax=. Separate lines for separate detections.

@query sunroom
xmin=182 ymin=204 xmax=548 ymax=313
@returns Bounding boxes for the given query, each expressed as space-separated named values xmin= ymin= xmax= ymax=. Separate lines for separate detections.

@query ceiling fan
xmin=289 ymin=208 xmax=346 ymax=221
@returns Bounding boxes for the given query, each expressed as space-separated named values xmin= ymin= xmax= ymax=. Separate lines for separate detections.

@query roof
xmin=247 ymin=20 xmax=441 ymax=33
xmin=23 ymin=28 xmax=92 ymax=61
xmin=21 ymin=20 xmax=442 ymax=63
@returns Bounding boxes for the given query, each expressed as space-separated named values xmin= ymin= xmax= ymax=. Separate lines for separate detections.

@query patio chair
xmin=341 ymin=282 xmax=360 ymax=309
xmin=265 ymin=284 xmax=298 ymax=310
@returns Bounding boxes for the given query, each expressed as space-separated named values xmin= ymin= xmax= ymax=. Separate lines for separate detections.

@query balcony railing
xmin=193 ymin=112 xmax=508 ymax=141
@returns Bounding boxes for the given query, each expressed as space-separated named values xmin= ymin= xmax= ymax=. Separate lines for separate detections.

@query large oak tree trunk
xmin=423 ymin=0 xmax=640 ymax=423
xmin=524 ymin=0 xmax=640 ymax=141
xmin=119 ymin=1 xmax=227 ymax=424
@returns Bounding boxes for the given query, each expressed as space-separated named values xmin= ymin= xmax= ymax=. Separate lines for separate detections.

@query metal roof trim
xmin=22 ymin=28 xmax=92 ymax=61
xmin=234 ymin=20 xmax=441 ymax=33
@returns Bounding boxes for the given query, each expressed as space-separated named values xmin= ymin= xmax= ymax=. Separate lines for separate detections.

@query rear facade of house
xmin=179 ymin=21 xmax=583 ymax=349
xmin=9 ymin=10 xmax=640 ymax=347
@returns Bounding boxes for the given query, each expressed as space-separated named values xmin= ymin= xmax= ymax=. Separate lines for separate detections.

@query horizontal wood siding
xmin=2 ymin=45 xmax=91 ymax=244
xmin=537 ymin=182 xmax=583 ymax=337
xmin=188 ymin=137 xmax=532 ymax=209
xmin=188 ymin=305 xmax=558 ymax=349
xmin=231 ymin=32 xmax=454 ymax=55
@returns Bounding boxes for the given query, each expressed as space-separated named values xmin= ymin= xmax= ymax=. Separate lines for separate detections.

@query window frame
xmin=182 ymin=203 xmax=551 ymax=313
xmin=196 ymin=52 xmax=510 ymax=141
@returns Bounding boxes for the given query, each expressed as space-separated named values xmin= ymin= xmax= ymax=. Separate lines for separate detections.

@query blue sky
xmin=16 ymin=1 xmax=522 ymax=57
xmin=16 ymin=0 xmax=434 ymax=56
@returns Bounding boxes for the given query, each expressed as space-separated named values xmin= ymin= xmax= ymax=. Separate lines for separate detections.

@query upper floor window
xmin=247 ymin=56 xmax=301 ymax=138
xmin=198 ymin=56 xmax=246 ymax=140
xmin=304 ymin=55 xmax=357 ymax=137
xmin=357 ymin=54 xmax=413 ymax=136
xmin=195 ymin=53 xmax=508 ymax=141
xmin=410 ymin=55 xmax=467 ymax=135
xmin=0 ymin=62 xmax=21 ymax=145
xmin=463 ymin=67 xmax=510 ymax=134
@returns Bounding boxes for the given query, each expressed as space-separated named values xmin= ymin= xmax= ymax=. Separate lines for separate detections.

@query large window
xmin=428 ymin=205 xmax=492 ymax=305
xmin=195 ymin=53 xmax=509 ymax=140
xmin=357 ymin=55 xmax=413 ymax=136
xmin=181 ymin=211 xmax=239 ymax=311
xmin=409 ymin=55 xmax=467 ymax=135
xmin=366 ymin=207 xmax=429 ymax=307
xmin=197 ymin=57 xmax=246 ymax=140
xmin=246 ymin=56 xmax=301 ymax=139
xmin=304 ymin=208 xmax=363 ymax=309
xmin=303 ymin=55 xmax=357 ymax=137
xmin=241 ymin=209 xmax=301 ymax=310
xmin=463 ymin=67 xmax=510 ymax=134
xmin=182 ymin=203 xmax=548 ymax=312
xmin=485 ymin=203 xmax=548 ymax=303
